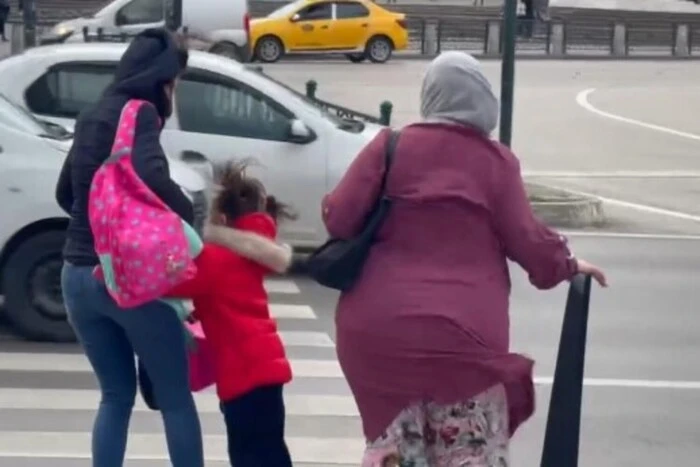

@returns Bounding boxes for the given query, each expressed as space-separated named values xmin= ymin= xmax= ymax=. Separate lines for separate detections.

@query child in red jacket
xmin=167 ymin=162 xmax=295 ymax=467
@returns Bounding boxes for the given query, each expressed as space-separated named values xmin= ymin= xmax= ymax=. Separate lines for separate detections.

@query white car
xmin=0 ymin=92 xmax=207 ymax=342
xmin=43 ymin=0 xmax=252 ymax=61
xmin=0 ymin=43 xmax=383 ymax=249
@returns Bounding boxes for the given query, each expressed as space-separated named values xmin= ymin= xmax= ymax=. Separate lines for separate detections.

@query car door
xmin=23 ymin=62 xmax=117 ymax=131
xmin=288 ymin=2 xmax=333 ymax=50
xmin=162 ymin=69 xmax=328 ymax=245
xmin=113 ymin=0 xmax=166 ymax=36
xmin=332 ymin=1 xmax=371 ymax=49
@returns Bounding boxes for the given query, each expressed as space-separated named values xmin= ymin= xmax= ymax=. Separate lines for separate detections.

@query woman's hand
xmin=576 ymin=258 xmax=608 ymax=287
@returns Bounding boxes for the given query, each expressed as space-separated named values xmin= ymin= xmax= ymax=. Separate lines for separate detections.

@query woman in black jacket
xmin=55 ymin=29 xmax=204 ymax=467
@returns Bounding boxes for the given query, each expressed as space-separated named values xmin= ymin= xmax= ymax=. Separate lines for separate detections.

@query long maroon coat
xmin=322 ymin=123 xmax=578 ymax=441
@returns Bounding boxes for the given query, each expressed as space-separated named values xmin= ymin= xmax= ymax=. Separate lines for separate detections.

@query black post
xmin=20 ymin=0 xmax=36 ymax=48
xmin=540 ymin=274 xmax=592 ymax=467
xmin=499 ymin=0 xmax=518 ymax=147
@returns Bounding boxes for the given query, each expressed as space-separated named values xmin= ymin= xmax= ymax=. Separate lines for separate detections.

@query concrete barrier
xmin=527 ymin=183 xmax=605 ymax=229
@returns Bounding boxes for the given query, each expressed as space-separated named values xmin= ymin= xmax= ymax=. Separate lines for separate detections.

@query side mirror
xmin=180 ymin=150 xmax=214 ymax=184
xmin=290 ymin=13 xmax=300 ymax=22
xmin=288 ymin=119 xmax=314 ymax=144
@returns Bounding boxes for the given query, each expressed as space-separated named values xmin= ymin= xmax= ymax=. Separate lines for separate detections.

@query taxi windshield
xmin=266 ymin=0 xmax=308 ymax=19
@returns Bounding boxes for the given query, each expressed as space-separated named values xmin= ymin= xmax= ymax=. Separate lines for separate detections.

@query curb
xmin=526 ymin=182 xmax=605 ymax=228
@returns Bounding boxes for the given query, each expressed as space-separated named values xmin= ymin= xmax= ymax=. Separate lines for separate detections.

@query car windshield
xmin=245 ymin=67 xmax=360 ymax=130
xmin=0 ymin=93 xmax=72 ymax=140
xmin=266 ymin=0 xmax=308 ymax=19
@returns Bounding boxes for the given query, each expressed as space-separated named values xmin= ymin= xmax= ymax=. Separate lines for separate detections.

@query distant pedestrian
xmin=0 ymin=0 xmax=10 ymax=42
xmin=323 ymin=51 xmax=607 ymax=466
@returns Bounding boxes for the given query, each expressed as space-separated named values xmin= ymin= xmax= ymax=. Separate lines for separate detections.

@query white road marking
xmin=0 ymin=388 xmax=358 ymax=416
xmin=534 ymin=377 xmax=700 ymax=390
xmin=0 ymin=352 xmax=346 ymax=378
xmin=280 ymin=331 xmax=335 ymax=347
xmin=270 ymin=304 xmax=317 ymax=319
xmin=0 ymin=432 xmax=365 ymax=465
xmin=264 ymin=278 xmax=301 ymax=294
xmin=2 ymin=352 xmax=700 ymax=390
xmin=575 ymin=88 xmax=700 ymax=141
xmin=525 ymin=170 xmax=700 ymax=178
xmin=545 ymin=182 xmax=700 ymax=223
xmin=560 ymin=231 xmax=700 ymax=240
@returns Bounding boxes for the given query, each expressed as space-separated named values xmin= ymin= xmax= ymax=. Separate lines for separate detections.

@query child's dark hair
xmin=214 ymin=160 xmax=297 ymax=224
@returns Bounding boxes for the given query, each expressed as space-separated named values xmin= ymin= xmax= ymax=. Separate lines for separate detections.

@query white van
xmin=40 ymin=0 xmax=252 ymax=61
xmin=0 ymin=92 xmax=207 ymax=343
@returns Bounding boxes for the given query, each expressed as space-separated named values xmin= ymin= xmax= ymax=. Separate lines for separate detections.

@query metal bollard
xmin=379 ymin=101 xmax=393 ymax=126
xmin=305 ymin=79 xmax=317 ymax=99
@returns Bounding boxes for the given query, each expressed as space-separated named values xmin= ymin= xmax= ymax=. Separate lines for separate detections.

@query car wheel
xmin=254 ymin=35 xmax=284 ymax=63
xmin=2 ymin=230 xmax=76 ymax=342
xmin=365 ymin=35 xmax=393 ymax=63
xmin=209 ymin=41 xmax=245 ymax=62
xmin=345 ymin=52 xmax=366 ymax=63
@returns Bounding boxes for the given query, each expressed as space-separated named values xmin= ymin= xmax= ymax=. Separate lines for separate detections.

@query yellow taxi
xmin=250 ymin=0 xmax=409 ymax=63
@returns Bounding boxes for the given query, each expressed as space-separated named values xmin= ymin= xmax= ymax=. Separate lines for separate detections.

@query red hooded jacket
xmin=167 ymin=212 xmax=292 ymax=402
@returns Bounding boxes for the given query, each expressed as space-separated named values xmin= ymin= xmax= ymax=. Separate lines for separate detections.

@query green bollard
xmin=379 ymin=101 xmax=393 ymax=126
xmin=306 ymin=80 xmax=317 ymax=99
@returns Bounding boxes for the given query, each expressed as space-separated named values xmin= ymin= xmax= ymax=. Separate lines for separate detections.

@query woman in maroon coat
xmin=322 ymin=51 xmax=607 ymax=466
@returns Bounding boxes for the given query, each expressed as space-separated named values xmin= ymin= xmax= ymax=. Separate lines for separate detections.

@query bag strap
xmin=106 ymin=99 xmax=149 ymax=162
xmin=377 ymin=129 xmax=399 ymax=196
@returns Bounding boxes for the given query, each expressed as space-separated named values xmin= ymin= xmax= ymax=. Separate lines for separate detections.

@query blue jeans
xmin=61 ymin=262 xmax=204 ymax=467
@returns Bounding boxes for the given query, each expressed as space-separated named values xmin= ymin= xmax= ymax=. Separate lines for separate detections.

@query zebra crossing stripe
xmin=0 ymin=388 xmax=360 ymax=416
xmin=264 ymin=278 xmax=301 ymax=294
xmin=270 ymin=304 xmax=317 ymax=319
xmin=0 ymin=352 xmax=346 ymax=378
xmin=0 ymin=431 xmax=366 ymax=465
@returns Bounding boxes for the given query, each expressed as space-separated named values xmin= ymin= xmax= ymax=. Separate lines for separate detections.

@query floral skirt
xmin=362 ymin=385 xmax=510 ymax=467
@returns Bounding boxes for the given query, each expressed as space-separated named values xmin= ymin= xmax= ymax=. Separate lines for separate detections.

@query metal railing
xmin=6 ymin=4 xmax=700 ymax=59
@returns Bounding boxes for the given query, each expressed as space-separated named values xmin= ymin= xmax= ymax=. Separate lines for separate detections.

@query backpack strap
xmin=377 ymin=129 xmax=399 ymax=197
xmin=104 ymin=99 xmax=150 ymax=164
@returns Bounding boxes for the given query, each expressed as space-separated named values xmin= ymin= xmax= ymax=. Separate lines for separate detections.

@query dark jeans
xmin=61 ymin=262 xmax=204 ymax=467
xmin=221 ymin=385 xmax=293 ymax=467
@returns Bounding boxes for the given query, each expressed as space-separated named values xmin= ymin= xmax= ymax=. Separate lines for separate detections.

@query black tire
xmin=2 ymin=230 xmax=76 ymax=342
xmin=209 ymin=41 xmax=245 ymax=62
xmin=365 ymin=35 xmax=393 ymax=63
xmin=345 ymin=52 xmax=366 ymax=63
xmin=254 ymin=35 xmax=284 ymax=63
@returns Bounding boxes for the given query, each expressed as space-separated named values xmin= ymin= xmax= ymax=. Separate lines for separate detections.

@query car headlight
xmin=52 ymin=24 xmax=75 ymax=36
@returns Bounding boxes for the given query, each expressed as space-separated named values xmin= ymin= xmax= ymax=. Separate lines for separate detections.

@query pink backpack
xmin=88 ymin=99 xmax=198 ymax=308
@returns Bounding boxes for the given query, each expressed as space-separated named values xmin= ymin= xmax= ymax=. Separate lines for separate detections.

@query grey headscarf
xmin=420 ymin=51 xmax=499 ymax=135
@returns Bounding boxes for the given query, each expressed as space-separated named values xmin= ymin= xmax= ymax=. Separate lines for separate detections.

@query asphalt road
xmin=262 ymin=59 xmax=700 ymax=235
xmin=1 ymin=234 xmax=699 ymax=465
xmin=0 ymin=54 xmax=698 ymax=464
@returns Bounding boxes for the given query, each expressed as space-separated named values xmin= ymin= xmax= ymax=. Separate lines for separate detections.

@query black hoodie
xmin=55 ymin=29 xmax=194 ymax=266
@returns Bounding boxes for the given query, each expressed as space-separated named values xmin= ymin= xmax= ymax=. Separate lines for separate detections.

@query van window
xmin=335 ymin=2 xmax=369 ymax=18
xmin=176 ymin=71 xmax=294 ymax=142
xmin=296 ymin=2 xmax=332 ymax=21
xmin=116 ymin=0 xmax=165 ymax=26
xmin=25 ymin=64 xmax=116 ymax=118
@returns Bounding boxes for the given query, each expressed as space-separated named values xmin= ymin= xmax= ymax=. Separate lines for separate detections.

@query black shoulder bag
xmin=305 ymin=130 xmax=399 ymax=292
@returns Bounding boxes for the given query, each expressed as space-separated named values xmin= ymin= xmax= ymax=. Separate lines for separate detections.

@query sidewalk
xmin=551 ymin=0 xmax=700 ymax=12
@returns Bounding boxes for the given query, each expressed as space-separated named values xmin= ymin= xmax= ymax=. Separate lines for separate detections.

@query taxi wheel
xmin=345 ymin=53 xmax=366 ymax=63
xmin=365 ymin=35 xmax=393 ymax=63
xmin=254 ymin=35 xmax=284 ymax=63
